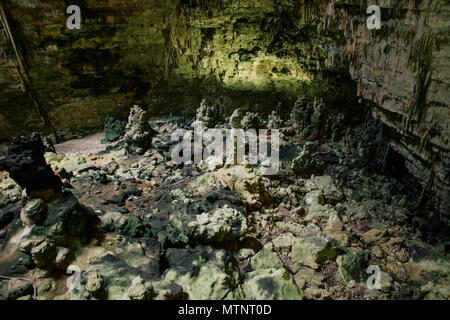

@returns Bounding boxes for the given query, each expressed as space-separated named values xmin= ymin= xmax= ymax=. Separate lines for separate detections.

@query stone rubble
xmin=0 ymin=97 xmax=448 ymax=301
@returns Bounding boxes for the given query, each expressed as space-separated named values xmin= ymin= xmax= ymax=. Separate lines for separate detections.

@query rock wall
xmin=0 ymin=0 xmax=356 ymax=140
xmin=0 ymin=0 xmax=448 ymax=196
xmin=319 ymin=0 xmax=449 ymax=211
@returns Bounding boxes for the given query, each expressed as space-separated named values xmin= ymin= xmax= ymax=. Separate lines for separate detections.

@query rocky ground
xmin=0 ymin=99 xmax=448 ymax=300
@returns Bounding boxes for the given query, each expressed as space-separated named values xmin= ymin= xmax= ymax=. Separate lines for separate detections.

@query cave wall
xmin=319 ymin=0 xmax=449 ymax=209
xmin=0 ymin=0 xmax=448 ymax=194
xmin=1 ymin=0 xmax=351 ymax=140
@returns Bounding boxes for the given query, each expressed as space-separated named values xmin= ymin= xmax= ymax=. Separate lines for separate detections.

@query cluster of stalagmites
xmin=0 ymin=134 xmax=98 ymax=278
xmin=0 ymin=96 xmax=448 ymax=300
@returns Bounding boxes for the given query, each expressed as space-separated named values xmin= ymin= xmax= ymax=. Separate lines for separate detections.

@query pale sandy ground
xmin=54 ymin=132 xmax=113 ymax=155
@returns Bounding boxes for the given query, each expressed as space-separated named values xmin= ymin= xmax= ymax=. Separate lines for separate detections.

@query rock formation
xmin=124 ymin=105 xmax=156 ymax=155
xmin=0 ymin=0 xmax=448 ymax=302
xmin=0 ymin=133 xmax=63 ymax=201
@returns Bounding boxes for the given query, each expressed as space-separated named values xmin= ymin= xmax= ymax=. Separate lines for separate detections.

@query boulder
xmin=100 ymin=212 xmax=147 ymax=238
xmin=70 ymin=254 xmax=156 ymax=300
xmin=104 ymin=116 xmax=126 ymax=143
xmin=19 ymin=191 xmax=99 ymax=268
xmin=336 ymin=247 xmax=368 ymax=284
xmin=127 ymin=276 xmax=154 ymax=300
xmin=249 ymin=242 xmax=284 ymax=270
xmin=289 ymin=224 xmax=341 ymax=269
xmin=30 ymin=240 xmax=57 ymax=268
xmin=0 ymin=278 xmax=34 ymax=300
xmin=164 ymin=246 xmax=241 ymax=300
xmin=85 ymin=272 xmax=107 ymax=299
xmin=305 ymin=175 xmax=343 ymax=204
xmin=325 ymin=212 xmax=344 ymax=232
xmin=152 ymin=280 xmax=187 ymax=300
xmin=242 ymin=268 xmax=303 ymax=300
xmin=0 ymin=133 xmax=62 ymax=200
xmin=294 ymin=267 xmax=325 ymax=290
xmin=186 ymin=205 xmax=248 ymax=243
xmin=304 ymin=287 xmax=330 ymax=300
xmin=20 ymin=198 xmax=48 ymax=226
xmin=291 ymin=142 xmax=321 ymax=178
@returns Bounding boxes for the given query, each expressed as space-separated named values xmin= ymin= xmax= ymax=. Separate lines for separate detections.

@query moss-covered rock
xmin=164 ymin=246 xmax=241 ymax=300
xmin=242 ymin=268 xmax=303 ymax=300
xmin=336 ymin=247 xmax=368 ymax=284
xmin=289 ymin=224 xmax=341 ymax=270
xmin=99 ymin=211 xmax=147 ymax=238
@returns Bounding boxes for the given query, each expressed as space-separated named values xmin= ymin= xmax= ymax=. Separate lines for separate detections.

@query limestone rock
xmin=19 ymin=192 xmax=99 ymax=264
xmin=69 ymin=252 xmax=157 ymax=300
xmin=152 ymin=280 xmax=187 ymax=300
xmin=72 ymin=163 xmax=100 ymax=175
xmin=0 ymin=133 xmax=62 ymax=200
xmin=85 ymin=272 xmax=107 ymax=299
xmin=0 ymin=278 xmax=34 ymax=300
xmin=291 ymin=142 xmax=321 ymax=178
xmin=55 ymin=247 xmax=75 ymax=270
xmin=196 ymin=99 xmax=223 ymax=128
xmin=164 ymin=246 xmax=241 ymax=300
xmin=267 ymin=111 xmax=283 ymax=129
xmin=290 ymin=96 xmax=309 ymax=134
xmin=124 ymin=105 xmax=156 ymax=155
xmin=325 ymin=212 xmax=344 ymax=232
xmin=305 ymin=175 xmax=343 ymax=204
xmin=304 ymin=287 xmax=331 ymax=300
xmin=204 ymin=155 xmax=224 ymax=171
xmin=241 ymin=112 xmax=261 ymax=130
xmin=20 ymin=198 xmax=47 ymax=226
xmin=113 ymin=237 xmax=160 ymax=277
xmin=305 ymin=204 xmax=338 ymax=224
xmin=242 ymin=268 xmax=303 ymax=300
xmin=187 ymin=205 xmax=248 ymax=243
xmin=249 ymin=242 xmax=284 ymax=270
xmin=290 ymin=224 xmax=341 ymax=269
xmin=229 ymin=109 xmax=244 ymax=129
xmin=127 ymin=276 xmax=154 ymax=300
xmin=30 ymin=240 xmax=57 ymax=268
xmin=305 ymin=190 xmax=325 ymax=206
xmin=294 ymin=268 xmax=325 ymax=290
xmin=100 ymin=212 xmax=147 ymax=238
xmin=104 ymin=116 xmax=126 ymax=143
xmin=336 ymin=247 xmax=368 ymax=284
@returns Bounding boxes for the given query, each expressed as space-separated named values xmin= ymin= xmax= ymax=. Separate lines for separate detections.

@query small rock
xmin=305 ymin=190 xmax=324 ymax=206
xmin=372 ymin=246 xmax=383 ymax=258
xmin=30 ymin=240 xmax=57 ymax=268
xmin=304 ymin=287 xmax=330 ymax=300
xmin=127 ymin=276 xmax=154 ymax=300
xmin=290 ymin=224 xmax=340 ymax=269
xmin=55 ymin=247 xmax=74 ymax=270
xmin=326 ymin=212 xmax=344 ymax=232
xmin=85 ymin=272 xmax=106 ymax=299
xmin=20 ymin=198 xmax=48 ymax=226
xmin=5 ymin=279 xmax=34 ymax=300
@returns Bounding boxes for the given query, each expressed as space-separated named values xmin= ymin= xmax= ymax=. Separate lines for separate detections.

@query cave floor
xmin=0 ymin=115 xmax=449 ymax=301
